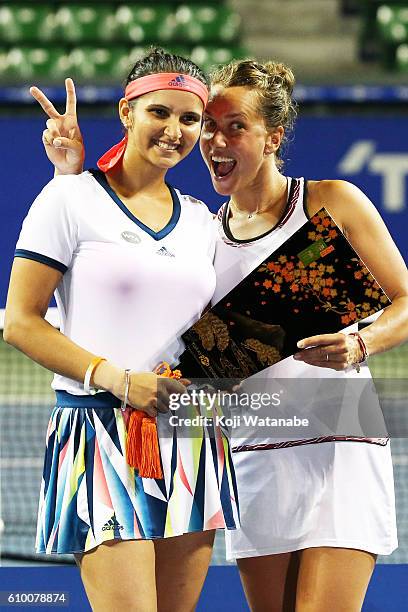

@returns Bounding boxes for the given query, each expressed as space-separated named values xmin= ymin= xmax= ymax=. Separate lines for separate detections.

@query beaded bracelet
xmin=349 ymin=332 xmax=369 ymax=373
xmin=84 ymin=356 xmax=106 ymax=394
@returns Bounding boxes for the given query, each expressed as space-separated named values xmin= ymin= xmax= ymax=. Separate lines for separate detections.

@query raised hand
xmin=30 ymin=78 xmax=84 ymax=175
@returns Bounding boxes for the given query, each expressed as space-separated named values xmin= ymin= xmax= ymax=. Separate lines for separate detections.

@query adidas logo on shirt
xmin=156 ymin=246 xmax=175 ymax=257
xmin=102 ymin=514 xmax=124 ymax=531
xmin=168 ymin=75 xmax=186 ymax=87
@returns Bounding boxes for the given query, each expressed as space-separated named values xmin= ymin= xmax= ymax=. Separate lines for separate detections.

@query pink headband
xmin=125 ymin=73 xmax=208 ymax=107
xmin=97 ymin=73 xmax=208 ymax=172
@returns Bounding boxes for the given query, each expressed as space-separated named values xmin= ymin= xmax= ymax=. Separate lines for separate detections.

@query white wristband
xmin=84 ymin=357 xmax=106 ymax=395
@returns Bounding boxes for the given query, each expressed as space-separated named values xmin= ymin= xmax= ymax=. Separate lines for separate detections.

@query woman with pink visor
xmin=5 ymin=48 xmax=239 ymax=611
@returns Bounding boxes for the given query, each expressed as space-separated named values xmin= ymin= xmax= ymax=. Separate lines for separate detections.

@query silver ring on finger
xmin=326 ymin=353 xmax=329 ymax=361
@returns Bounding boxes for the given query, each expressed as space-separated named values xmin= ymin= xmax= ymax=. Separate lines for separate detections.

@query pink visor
xmin=97 ymin=72 xmax=208 ymax=172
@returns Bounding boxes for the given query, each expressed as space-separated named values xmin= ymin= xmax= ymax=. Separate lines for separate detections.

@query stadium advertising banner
xmin=1 ymin=115 xmax=407 ymax=307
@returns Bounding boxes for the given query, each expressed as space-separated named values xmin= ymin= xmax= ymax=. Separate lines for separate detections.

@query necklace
xmin=230 ymin=178 xmax=288 ymax=220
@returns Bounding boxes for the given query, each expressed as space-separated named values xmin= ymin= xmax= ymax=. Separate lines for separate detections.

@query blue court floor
xmin=0 ymin=565 xmax=407 ymax=610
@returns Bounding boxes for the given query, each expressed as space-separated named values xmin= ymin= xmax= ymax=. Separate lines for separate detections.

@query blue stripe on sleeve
xmin=14 ymin=249 xmax=68 ymax=274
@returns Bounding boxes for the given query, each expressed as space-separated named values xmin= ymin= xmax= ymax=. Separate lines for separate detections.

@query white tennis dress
xmin=213 ymin=177 xmax=397 ymax=559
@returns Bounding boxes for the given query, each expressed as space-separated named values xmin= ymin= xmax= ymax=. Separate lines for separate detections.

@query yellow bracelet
xmin=84 ymin=357 xmax=106 ymax=395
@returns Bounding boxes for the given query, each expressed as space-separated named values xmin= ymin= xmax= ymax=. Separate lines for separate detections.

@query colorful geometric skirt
xmin=36 ymin=391 xmax=239 ymax=554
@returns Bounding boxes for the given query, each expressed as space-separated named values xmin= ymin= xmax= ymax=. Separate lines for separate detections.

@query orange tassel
xmin=125 ymin=362 xmax=182 ymax=479
xmin=126 ymin=409 xmax=144 ymax=469
xmin=139 ymin=417 xmax=163 ymax=479
xmin=125 ymin=410 xmax=163 ymax=479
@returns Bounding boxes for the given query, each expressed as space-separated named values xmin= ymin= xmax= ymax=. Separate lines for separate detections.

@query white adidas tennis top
xmin=15 ymin=170 xmax=216 ymax=395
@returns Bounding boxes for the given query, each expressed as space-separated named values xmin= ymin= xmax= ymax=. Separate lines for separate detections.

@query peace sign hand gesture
xmin=30 ymin=78 xmax=84 ymax=176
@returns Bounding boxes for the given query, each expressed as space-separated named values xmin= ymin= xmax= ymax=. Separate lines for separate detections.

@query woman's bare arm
xmin=5 ymin=258 xmax=185 ymax=413
xmin=4 ymin=258 xmax=123 ymax=393
xmin=296 ymin=180 xmax=408 ymax=368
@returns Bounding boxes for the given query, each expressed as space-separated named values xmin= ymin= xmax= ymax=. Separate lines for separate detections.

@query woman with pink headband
xmin=5 ymin=48 xmax=239 ymax=611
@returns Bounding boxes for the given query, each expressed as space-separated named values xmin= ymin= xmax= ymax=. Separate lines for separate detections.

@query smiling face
xmin=121 ymin=89 xmax=204 ymax=170
xmin=200 ymin=86 xmax=283 ymax=196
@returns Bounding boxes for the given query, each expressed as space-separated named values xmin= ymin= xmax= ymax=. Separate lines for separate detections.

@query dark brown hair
xmin=126 ymin=47 xmax=209 ymax=89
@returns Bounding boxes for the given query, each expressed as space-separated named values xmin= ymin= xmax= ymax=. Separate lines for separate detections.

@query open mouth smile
xmin=211 ymin=155 xmax=237 ymax=179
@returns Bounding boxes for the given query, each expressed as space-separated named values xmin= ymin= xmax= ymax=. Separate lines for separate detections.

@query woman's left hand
xmin=293 ymin=333 xmax=362 ymax=370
